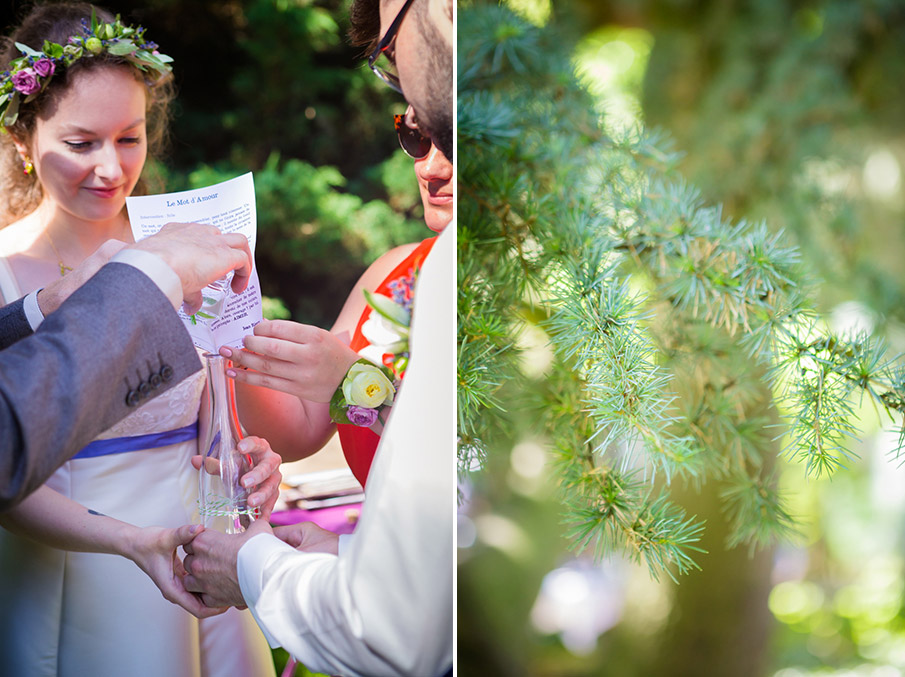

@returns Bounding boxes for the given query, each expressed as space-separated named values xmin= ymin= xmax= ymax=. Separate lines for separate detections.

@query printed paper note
xmin=125 ymin=172 xmax=262 ymax=352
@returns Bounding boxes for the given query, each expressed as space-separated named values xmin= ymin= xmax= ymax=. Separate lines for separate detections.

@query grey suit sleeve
xmin=0 ymin=296 xmax=33 ymax=350
xmin=0 ymin=262 xmax=202 ymax=510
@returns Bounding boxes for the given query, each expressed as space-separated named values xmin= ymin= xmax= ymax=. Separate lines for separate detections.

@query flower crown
xmin=0 ymin=11 xmax=173 ymax=129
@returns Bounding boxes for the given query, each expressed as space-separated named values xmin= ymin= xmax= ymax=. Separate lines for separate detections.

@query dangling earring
xmin=22 ymin=156 xmax=33 ymax=176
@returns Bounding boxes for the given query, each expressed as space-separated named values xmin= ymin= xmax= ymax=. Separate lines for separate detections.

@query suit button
xmin=138 ymin=381 xmax=152 ymax=397
xmin=149 ymin=373 xmax=162 ymax=388
xmin=160 ymin=364 xmax=175 ymax=382
xmin=125 ymin=389 xmax=142 ymax=407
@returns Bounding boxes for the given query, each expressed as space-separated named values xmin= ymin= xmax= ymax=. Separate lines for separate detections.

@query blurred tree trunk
xmin=649 ymin=482 xmax=775 ymax=677
xmin=642 ymin=318 xmax=780 ymax=676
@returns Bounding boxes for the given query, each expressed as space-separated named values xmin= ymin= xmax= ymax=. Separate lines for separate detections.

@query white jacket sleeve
xmin=237 ymin=227 xmax=455 ymax=677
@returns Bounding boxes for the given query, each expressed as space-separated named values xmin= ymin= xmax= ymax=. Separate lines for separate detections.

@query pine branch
xmin=457 ymin=1 xmax=905 ymax=577
xmin=557 ymin=446 xmax=705 ymax=583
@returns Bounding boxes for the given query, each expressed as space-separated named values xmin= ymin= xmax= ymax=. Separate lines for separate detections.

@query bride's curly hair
xmin=0 ymin=2 xmax=175 ymax=226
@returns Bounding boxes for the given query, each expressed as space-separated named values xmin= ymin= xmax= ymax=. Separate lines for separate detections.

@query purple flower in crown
xmin=346 ymin=405 xmax=379 ymax=427
xmin=33 ymin=59 xmax=55 ymax=78
xmin=11 ymin=69 xmax=39 ymax=95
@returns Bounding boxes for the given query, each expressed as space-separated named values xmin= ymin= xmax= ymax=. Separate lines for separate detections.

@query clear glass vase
xmin=198 ymin=353 xmax=256 ymax=533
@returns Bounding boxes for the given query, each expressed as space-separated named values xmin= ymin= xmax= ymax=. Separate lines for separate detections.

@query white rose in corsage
xmin=343 ymin=361 xmax=396 ymax=408
xmin=330 ymin=359 xmax=397 ymax=428
xmin=360 ymin=289 xmax=411 ymax=378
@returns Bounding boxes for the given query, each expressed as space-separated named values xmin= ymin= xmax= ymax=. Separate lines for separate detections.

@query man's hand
xmin=220 ymin=320 xmax=360 ymax=403
xmin=191 ymin=436 xmax=283 ymax=520
xmin=182 ymin=518 xmax=273 ymax=608
xmin=129 ymin=223 xmax=253 ymax=314
xmin=125 ymin=523 xmax=228 ymax=619
xmin=273 ymin=521 xmax=339 ymax=555
xmin=36 ymin=239 xmax=126 ymax=315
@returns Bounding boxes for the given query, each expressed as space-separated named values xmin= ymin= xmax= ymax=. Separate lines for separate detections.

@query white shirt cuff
xmin=23 ymin=290 xmax=45 ymax=330
xmin=238 ymin=532 xmax=299 ymax=647
xmin=111 ymin=248 xmax=182 ymax=309
xmin=337 ymin=533 xmax=353 ymax=556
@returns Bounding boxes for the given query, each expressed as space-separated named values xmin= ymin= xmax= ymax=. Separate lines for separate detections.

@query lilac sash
xmin=72 ymin=420 xmax=199 ymax=460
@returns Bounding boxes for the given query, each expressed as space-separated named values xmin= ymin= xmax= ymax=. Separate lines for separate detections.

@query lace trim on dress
xmin=97 ymin=350 xmax=206 ymax=439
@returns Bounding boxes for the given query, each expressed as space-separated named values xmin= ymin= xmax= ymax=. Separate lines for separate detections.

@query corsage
xmin=330 ymin=271 xmax=417 ymax=427
xmin=359 ymin=289 xmax=410 ymax=379
xmin=329 ymin=359 xmax=397 ymax=427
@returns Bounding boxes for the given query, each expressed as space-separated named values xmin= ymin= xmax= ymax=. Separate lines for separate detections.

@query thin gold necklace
xmin=43 ymin=221 xmax=132 ymax=277
xmin=44 ymin=230 xmax=73 ymax=277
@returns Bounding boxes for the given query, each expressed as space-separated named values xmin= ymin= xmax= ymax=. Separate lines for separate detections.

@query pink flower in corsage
xmin=11 ymin=69 xmax=39 ymax=95
xmin=32 ymin=59 xmax=55 ymax=78
xmin=346 ymin=405 xmax=379 ymax=427
xmin=329 ymin=359 xmax=397 ymax=428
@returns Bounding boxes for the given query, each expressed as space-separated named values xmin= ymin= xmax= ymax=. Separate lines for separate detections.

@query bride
xmin=0 ymin=5 xmax=278 ymax=676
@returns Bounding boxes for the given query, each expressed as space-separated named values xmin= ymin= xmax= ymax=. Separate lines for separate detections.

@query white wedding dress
xmin=0 ymin=259 xmax=275 ymax=677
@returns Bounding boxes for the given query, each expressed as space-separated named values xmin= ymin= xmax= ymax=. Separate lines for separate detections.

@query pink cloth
xmin=270 ymin=503 xmax=361 ymax=535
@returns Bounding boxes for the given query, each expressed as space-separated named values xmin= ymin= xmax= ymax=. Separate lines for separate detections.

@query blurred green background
xmin=1 ymin=1 xmax=426 ymax=675
xmin=458 ymin=0 xmax=905 ymax=675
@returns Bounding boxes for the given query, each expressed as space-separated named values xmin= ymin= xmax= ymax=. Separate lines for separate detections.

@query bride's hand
xmin=191 ymin=436 xmax=283 ymax=520
xmin=219 ymin=320 xmax=360 ymax=403
xmin=125 ymin=524 xmax=227 ymax=619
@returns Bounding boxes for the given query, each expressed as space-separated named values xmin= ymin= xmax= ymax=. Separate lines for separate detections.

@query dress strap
xmin=72 ymin=420 xmax=199 ymax=460
xmin=0 ymin=256 xmax=22 ymax=305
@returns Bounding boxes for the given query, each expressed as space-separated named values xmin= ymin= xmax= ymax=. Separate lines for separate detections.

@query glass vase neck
xmin=199 ymin=352 xmax=254 ymax=533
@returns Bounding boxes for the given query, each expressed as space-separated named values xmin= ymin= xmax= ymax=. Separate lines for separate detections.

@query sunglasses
xmin=367 ymin=0 xmax=416 ymax=94
xmin=395 ymin=111 xmax=432 ymax=159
